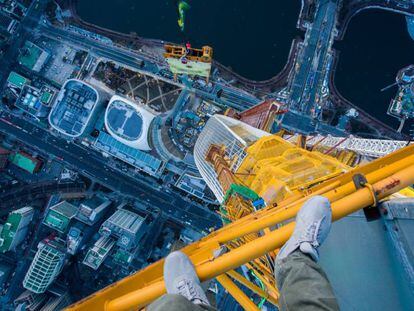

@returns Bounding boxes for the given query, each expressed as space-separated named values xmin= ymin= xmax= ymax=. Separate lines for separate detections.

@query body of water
xmin=334 ymin=10 xmax=414 ymax=131
xmin=76 ymin=0 xmax=302 ymax=80
xmin=74 ymin=3 xmax=414 ymax=308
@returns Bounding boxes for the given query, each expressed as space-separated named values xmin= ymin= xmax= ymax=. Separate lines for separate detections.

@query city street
xmin=0 ymin=114 xmax=221 ymax=232
xmin=0 ymin=0 xmax=48 ymax=87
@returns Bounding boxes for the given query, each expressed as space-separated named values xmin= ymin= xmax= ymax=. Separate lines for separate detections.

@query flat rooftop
xmin=104 ymin=95 xmax=155 ymax=151
xmin=94 ymin=131 xmax=163 ymax=177
xmin=18 ymin=41 xmax=49 ymax=72
xmin=7 ymin=71 xmax=27 ymax=89
xmin=49 ymin=79 xmax=99 ymax=137
xmin=106 ymin=100 xmax=143 ymax=141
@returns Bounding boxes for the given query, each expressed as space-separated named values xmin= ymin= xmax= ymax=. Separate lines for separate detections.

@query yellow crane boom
xmin=66 ymin=139 xmax=414 ymax=311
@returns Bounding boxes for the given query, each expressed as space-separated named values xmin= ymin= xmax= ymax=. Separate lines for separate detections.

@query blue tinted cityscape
xmin=0 ymin=1 xmax=413 ymax=310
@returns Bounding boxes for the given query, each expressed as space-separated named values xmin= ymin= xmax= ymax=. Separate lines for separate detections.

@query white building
xmin=99 ymin=208 xmax=146 ymax=250
xmin=23 ymin=239 xmax=66 ymax=294
xmin=194 ymin=114 xmax=270 ymax=202
xmin=104 ymin=95 xmax=155 ymax=151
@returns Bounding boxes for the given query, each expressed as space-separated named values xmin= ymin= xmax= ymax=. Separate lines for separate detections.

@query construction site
xmin=1 ymin=1 xmax=414 ymax=310
xmin=64 ymin=99 xmax=414 ymax=310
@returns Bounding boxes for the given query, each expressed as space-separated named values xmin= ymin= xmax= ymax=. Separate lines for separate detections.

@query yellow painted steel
xmin=234 ymin=135 xmax=349 ymax=206
xmin=101 ymin=165 xmax=414 ymax=311
xmin=226 ymin=270 xmax=279 ymax=306
xmin=399 ymin=187 xmax=414 ymax=198
xmin=66 ymin=137 xmax=414 ymax=311
xmin=216 ymin=274 xmax=260 ymax=311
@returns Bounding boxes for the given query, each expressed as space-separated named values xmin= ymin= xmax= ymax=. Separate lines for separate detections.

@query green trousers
xmin=148 ymin=251 xmax=339 ymax=310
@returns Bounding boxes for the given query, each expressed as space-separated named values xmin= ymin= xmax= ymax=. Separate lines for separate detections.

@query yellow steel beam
xmin=210 ymin=144 xmax=414 ymax=235
xmin=216 ymin=274 xmax=260 ymax=311
xmin=244 ymin=261 xmax=276 ymax=292
xmin=226 ymin=270 xmax=279 ymax=306
xmin=201 ymin=149 xmax=414 ymax=245
xmin=87 ymin=164 xmax=414 ymax=311
xmin=66 ymin=144 xmax=414 ymax=311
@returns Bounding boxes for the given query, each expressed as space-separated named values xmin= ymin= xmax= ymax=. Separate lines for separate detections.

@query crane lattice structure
xmin=67 ymin=115 xmax=414 ymax=311
xmin=284 ymin=134 xmax=412 ymax=159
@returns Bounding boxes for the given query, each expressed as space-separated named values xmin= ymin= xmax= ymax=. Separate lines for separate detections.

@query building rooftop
xmin=16 ymin=86 xmax=51 ymax=119
xmin=94 ymin=131 xmax=164 ymax=177
xmin=100 ymin=208 xmax=146 ymax=250
xmin=9 ymin=152 xmax=42 ymax=174
xmin=101 ymin=209 xmax=144 ymax=236
xmin=7 ymin=71 xmax=27 ymax=89
xmin=0 ymin=206 xmax=34 ymax=253
xmin=75 ymin=195 xmax=111 ymax=225
xmin=106 ymin=100 xmax=143 ymax=140
xmin=40 ymin=91 xmax=53 ymax=105
xmin=175 ymin=173 xmax=207 ymax=199
xmin=18 ymin=41 xmax=50 ymax=72
xmin=82 ymin=196 xmax=106 ymax=208
xmin=82 ymin=235 xmax=115 ymax=270
xmin=43 ymin=201 xmax=79 ymax=233
xmin=66 ymin=226 xmax=83 ymax=255
xmin=104 ymin=95 xmax=155 ymax=151
xmin=49 ymin=79 xmax=99 ymax=138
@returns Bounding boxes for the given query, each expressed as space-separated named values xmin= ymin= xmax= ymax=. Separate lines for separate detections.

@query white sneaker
xmin=277 ymin=196 xmax=332 ymax=262
xmin=164 ymin=251 xmax=210 ymax=306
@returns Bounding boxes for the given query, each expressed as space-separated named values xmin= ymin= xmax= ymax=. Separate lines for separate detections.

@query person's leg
xmin=148 ymin=251 xmax=215 ymax=311
xmin=148 ymin=294 xmax=209 ymax=311
xmin=275 ymin=196 xmax=340 ymax=311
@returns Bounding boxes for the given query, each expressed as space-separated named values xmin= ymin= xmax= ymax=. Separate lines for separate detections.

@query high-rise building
xmin=0 ymin=206 xmax=34 ymax=253
xmin=66 ymin=226 xmax=84 ymax=255
xmin=75 ymin=195 xmax=111 ymax=226
xmin=23 ymin=238 xmax=66 ymax=294
xmin=99 ymin=207 xmax=146 ymax=250
xmin=194 ymin=114 xmax=270 ymax=201
xmin=82 ymin=235 xmax=115 ymax=270
xmin=43 ymin=201 xmax=79 ymax=233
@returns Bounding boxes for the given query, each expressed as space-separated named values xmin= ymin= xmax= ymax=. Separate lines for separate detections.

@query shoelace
xmin=176 ymin=279 xmax=206 ymax=304
xmin=301 ymin=219 xmax=323 ymax=247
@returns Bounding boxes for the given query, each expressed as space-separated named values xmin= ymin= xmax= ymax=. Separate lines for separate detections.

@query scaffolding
xmin=67 ymin=127 xmax=414 ymax=310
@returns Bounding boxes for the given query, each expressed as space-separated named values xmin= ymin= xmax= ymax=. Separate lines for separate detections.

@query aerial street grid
xmin=0 ymin=0 xmax=413 ymax=310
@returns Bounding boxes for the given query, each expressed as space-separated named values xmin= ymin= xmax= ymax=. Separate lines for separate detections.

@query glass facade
xmin=194 ymin=115 xmax=269 ymax=201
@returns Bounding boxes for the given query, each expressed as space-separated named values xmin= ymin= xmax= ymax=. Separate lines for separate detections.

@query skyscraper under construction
xmin=66 ymin=112 xmax=414 ymax=310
